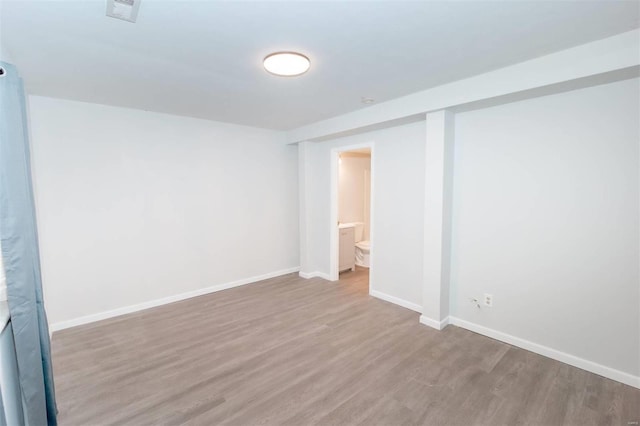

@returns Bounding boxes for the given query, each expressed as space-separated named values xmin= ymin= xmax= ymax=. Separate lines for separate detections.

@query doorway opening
xmin=330 ymin=144 xmax=373 ymax=292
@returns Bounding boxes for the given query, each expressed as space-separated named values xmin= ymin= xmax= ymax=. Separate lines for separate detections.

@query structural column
xmin=298 ymin=141 xmax=311 ymax=276
xmin=421 ymin=110 xmax=454 ymax=330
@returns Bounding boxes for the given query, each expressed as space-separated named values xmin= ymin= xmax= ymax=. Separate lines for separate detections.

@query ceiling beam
xmin=286 ymin=29 xmax=640 ymax=143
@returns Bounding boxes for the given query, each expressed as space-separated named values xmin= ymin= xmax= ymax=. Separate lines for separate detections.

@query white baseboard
xmin=419 ymin=315 xmax=450 ymax=330
xmin=370 ymin=290 xmax=422 ymax=313
xmin=449 ymin=316 xmax=640 ymax=389
xmin=50 ymin=267 xmax=301 ymax=333
xmin=299 ymin=271 xmax=332 ymax=280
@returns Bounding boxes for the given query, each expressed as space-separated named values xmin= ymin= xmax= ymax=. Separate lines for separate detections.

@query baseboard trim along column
xmin=419 ymin=315 xmax=450 ymax=331
xmin=50 ymin=267 xmax=301 ymax=333
xmin=299 ymin=271 xmax=332 ymax=280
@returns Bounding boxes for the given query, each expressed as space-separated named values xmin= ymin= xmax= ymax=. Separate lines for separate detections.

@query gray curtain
xmin=0 ymin=62 xmax=58 ymax=425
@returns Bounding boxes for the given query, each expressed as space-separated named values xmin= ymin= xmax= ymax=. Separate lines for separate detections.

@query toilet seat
xmin=355 ymin=240 xmax=370 ymax=268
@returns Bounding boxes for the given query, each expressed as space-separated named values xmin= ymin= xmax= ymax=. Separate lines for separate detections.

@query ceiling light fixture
xmin=263 ymin=52 xmax=310 ymax=77
xmin=361 ymin=97 xmax=375 ymax=104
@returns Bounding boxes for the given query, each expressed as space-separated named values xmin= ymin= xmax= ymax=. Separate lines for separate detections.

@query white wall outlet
xmin=484 ymin=293 xmax=493 ymax=307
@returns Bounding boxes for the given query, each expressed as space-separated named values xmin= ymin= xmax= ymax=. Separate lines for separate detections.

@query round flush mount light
xmin=263 ymin=52 xmax=310 ymax=77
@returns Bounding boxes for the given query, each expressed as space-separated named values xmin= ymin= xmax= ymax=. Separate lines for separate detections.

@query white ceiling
xmin=1 ymin=0 xmax=638 ymax=130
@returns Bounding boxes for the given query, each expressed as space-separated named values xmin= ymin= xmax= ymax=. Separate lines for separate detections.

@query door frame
xmin=329 ymin=142 xmax=375 ymax=282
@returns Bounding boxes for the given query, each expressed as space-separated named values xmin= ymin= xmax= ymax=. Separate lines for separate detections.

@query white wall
xmin=29 ymin=96 xmax=299 ymax=327
xmin=0 ymin=1 xmax=13 ymax=65
xmin=338 ymin=155 xmax=370 ymax=238
xmin=451 ymin=78 xmax=640 ymax=377
xmin=303 ymin=121 xmax=425 ymax=307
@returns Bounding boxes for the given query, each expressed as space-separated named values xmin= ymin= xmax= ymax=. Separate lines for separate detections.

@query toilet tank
xmin=353 ymin=222 xmax=364 ymax=243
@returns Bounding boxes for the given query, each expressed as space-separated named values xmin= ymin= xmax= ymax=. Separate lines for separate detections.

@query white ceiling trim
xmin=287 ymin=29 xmax=640 ymax=143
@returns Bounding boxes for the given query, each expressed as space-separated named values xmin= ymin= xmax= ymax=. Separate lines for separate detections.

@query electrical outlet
xmin=484 ymin=293 xmax=493 ymax=307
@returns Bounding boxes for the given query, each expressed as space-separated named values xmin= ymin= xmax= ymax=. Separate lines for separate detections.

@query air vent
xmin=106 ymin=0 xmax=141 ymax=23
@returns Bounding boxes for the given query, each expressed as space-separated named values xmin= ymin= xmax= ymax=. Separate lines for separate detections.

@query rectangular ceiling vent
xmin=106 ymin=0 xmax=141 ymax=23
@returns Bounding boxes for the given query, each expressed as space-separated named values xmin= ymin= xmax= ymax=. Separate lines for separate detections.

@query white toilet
xmin=354 ymin=223 xmax=370 ymax=268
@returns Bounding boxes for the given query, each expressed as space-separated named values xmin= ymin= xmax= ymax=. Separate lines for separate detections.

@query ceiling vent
xmin=106 ymin=0 xmax=141 ymax=23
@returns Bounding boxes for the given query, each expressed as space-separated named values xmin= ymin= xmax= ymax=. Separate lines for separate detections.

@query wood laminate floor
xmin=52 ymin=268 xmax=639 ymax=426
